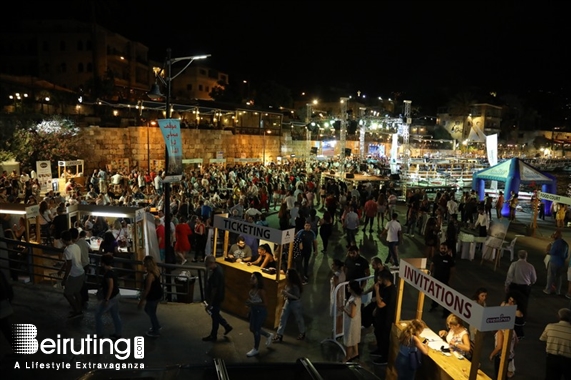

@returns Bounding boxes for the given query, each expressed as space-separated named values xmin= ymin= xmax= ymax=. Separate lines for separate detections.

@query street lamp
xmin=147 ymin=49 xmax=210 ymax=257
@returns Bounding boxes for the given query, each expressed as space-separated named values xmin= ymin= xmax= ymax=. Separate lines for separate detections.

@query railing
xmin=0 ymin=235 xmax=206 ymax=303
xmin=320 ymin=270 xmax=399 ymax=356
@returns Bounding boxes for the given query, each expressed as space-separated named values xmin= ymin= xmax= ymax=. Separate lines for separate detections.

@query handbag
xmin=408 ymin=347 xmax=422 ymax=370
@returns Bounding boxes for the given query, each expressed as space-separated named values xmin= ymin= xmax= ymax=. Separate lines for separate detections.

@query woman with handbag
xmin=245 ymin=271 xmax=273 ymax=357
xmin=273 ymin=268 xmax=306 ymax=343
xmin=395 ymin=319 xmax=429 ymax=380
xmin=138 ymin=256 xmax=163 ymax=338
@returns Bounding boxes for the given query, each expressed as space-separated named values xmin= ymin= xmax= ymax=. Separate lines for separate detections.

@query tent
xmin=472 ymin=158 xmax=557 ymax=217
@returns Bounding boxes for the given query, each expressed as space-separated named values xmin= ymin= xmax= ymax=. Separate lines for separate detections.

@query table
xmin=456 ymin=232 xmax=487 ymax=261
xmin=386 ymin=321 xmax=492 ymax=380
xmin=217 ymin=258 xmax=285 ymax=329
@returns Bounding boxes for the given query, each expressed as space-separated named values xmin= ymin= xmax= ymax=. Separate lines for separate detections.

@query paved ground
xmin=1 ymin=202 xmax=570 ymax=380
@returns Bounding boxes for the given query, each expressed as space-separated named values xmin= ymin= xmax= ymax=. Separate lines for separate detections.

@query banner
xmin=157 ymin=119 xmax=183 ymax=182
xmin=36 ymin=161 xmax=52 ymax=193
xmin=390 ymin=133 xmax=399 ymax=174
xmin=486 ymin=134 xmax=498 ymax=189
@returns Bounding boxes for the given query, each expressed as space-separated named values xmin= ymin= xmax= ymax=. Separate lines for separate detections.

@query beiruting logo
xmin=12 ymin=324 xmax=145 ymax=370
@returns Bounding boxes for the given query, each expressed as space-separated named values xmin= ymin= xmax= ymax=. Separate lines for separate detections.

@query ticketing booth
xmin=386 ymin=260 xmax=516 ymax=380
xmin=212 ymin=215 xmax=295 ymax=328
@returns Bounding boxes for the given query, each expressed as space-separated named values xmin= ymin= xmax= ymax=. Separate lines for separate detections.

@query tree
xmin=253 ymin=80 xmax=293 ymax=109
xmin=7 ymin=117 xmax=86 ymax=174
xmin=447 ymin=92 xmax=476 ymax=140
xmin=210 ymin=79 xmax=242 ymax=104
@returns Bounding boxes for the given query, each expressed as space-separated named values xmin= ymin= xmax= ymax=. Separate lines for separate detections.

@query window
xmin=186 ymin=84 xmax=193 ymax=91
xmin=59 ymin=63 xmax=67 ymax=73
xmin=77 ymin=41 xmax=83 ymax=51
xmin=60 ymin=41 xmax=66 ymax=51
xmin=199 ymin=84 xmax=203 ymax=91
xmin=78 ymin=63 xmax=84 ymax=73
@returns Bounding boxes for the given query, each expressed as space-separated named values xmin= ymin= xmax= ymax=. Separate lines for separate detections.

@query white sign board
xmin=399 ymin=260 xmax=515 ymax=331
xmin=213 ymin=216 xmax=294 ymax=244
xmin=58 ymin=160 xmax=83 ymax=167
xmin=537 ymin=191 xmax=571 ymax=206
xmin=25 ymin=205 xmax=39 ymax=219
xmin=36 ymin=160 xmax=52 ymax=193
xmin=209 ymin=158 xmax=226 ymax=163
xmin=182 ymin=158 xmax=203 ymax=164
xmin=234 ymin=158 xmax=262 ymax=163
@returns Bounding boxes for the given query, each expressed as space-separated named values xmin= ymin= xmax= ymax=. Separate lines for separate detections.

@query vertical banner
xmin=157 ymin=119 xmax=183 ymax=183
xmin=36 ymin=161 xmax=52 ymax=193
xmin=486 ymin=134 xmax=498 ymax=189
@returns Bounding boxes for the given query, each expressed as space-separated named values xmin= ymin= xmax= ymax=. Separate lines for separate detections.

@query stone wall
xmin=82 ymin=126 xmax=366 ymax=173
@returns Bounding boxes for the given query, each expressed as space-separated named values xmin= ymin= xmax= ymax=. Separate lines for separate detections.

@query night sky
xmin=7 ymin=1 xmax=571 ymax=110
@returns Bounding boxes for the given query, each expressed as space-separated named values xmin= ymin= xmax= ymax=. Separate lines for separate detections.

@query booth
xmin=386 ymin=259 xmax=516 ymax=380
xmin=57 ymin=160 xmax=85 ymax=192
xmin=182 ymin=158 xmax=204 ymax=174
xmin=212 ymin=215 xmax=295 ymax=328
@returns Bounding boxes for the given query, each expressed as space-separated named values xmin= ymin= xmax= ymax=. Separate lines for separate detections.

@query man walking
xmin=505 ymin=250 xmax=536 ymax=302
xmin=544 ymin=230 xmax=569 ymax=295
xmin=539 ymin=308 xmax=571 ymax=379
xmin=382 ymin=213 xmax=402 ymax=267
xmin=363 ymin=196 xmax=378 ymax=233
xmin=58 ymin=229 xmax=85 ymax=318
xmin=203 ymin=256 xmax=233 ymax=341
xmin=343 ymin=205 xmax=359 ymax=246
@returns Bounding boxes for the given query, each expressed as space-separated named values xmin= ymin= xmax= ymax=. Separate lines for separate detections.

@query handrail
xmin=0 ymin=235 xmax=206 ymax=302
xmin=296 ymin=358 xmax=323 ymax=380
xmin=213 ymin=358 xmax=230 ymax=380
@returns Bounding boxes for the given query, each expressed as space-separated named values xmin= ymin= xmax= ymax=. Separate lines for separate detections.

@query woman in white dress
xmin=340 ymin=280 xmax=362 ymax=363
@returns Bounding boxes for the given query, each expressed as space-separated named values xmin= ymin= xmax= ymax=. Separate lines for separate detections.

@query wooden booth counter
xmin=386 ymin=260 xmax=517 ymax=380
xmin=388 ymin=321 xmax=492 ymax=380
xmin=217 ymin=257 xmax=285 ymax=329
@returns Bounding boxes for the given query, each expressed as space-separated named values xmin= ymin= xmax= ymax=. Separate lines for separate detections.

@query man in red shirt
xmin=363 ymin=196 xmax=378 ymax=233
xmin=155 ymin=217 xmax=165 ymax=262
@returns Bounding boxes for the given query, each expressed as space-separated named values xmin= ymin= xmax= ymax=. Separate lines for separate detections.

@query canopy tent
xmin=472 ymin=157 xmax=557 ymax=217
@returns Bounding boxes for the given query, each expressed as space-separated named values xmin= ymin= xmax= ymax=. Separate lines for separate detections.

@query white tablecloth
xmin=457 ymin=233 xmax=487 ymax=261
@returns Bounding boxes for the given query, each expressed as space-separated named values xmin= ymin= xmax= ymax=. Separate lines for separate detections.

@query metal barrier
xmin=0 ymin=235 xmax=207 ymax=303
xmin=320 ymin=270 xmax=399 ymax=356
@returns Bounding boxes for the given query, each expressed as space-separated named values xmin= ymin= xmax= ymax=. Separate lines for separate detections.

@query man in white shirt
xmin=71 ymin=228 xmax=91 ymax=308
xmin=58 ymin=229 xmax=85 ymax=318
xmin=283 ymin=191 xmax=296 ymax=211
xmin=474 ymin=207 xmax=490 ymax=237
xmin=383 ymin=212 xmax=402 ymax=267
xmin=447 ymin=197 xmax=459 ymax=221
xmin=111 ymin=172 xmax=123 ymax=185
xmin=505 ymin=249 xmax=537 ymax=302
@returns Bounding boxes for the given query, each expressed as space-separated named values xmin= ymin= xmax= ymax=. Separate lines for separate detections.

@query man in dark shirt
xmin=52 ymin=204 xmax=69 ymax=249
xmin=372 ymin=270 xmax=397 ymax=365
xmin=344 ymin=246 xmax=370 ymax=293
xmin=202 ymin=256 xmax=232 ymax=341
xmin=297 ymin=222 xmax=316 ymax=283
xmin=429 ymin=243 xmax=456 ymax=317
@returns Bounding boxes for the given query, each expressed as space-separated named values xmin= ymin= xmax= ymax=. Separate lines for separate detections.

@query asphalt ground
xmin=1 ymin=201 xmax=570 ymax=380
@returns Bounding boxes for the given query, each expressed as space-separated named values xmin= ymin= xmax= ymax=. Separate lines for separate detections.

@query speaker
xmin=310 ymin=147 xmax=318 ymax=154
xmin=390 ymin=174 xmax=400 ymax=181
xmin=345 ymin=173 xmax=355 ymax=179
xmin=345 ymin=148 xmax=352 ymax=157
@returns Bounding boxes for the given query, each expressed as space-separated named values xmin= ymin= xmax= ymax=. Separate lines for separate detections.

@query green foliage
xmin=7 ymin=117 xmax=86 ymax=172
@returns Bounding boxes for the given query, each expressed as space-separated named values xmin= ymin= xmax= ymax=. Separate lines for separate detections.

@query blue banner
xmin=157 ymin=119 xmax=183 ymax=182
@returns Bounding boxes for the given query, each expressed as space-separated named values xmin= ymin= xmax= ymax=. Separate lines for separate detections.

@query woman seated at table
xmin=438 ymin=314 xmax=471 ymax=358
xmin=247 ymin=243 xmax=276 ymax=270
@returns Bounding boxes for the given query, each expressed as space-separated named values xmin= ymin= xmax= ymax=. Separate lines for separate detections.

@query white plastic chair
xmin=501 ymin=235 xmax=523 ymax=261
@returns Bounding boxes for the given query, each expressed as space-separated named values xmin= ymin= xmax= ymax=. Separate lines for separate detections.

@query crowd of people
xmin=1 ymin=158 xmax=571 ymax=379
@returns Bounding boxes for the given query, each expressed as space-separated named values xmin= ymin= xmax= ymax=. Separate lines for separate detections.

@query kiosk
xmin=387 ymin=259 xmax=516 ymax=380
xmin=57 ymin=160 xmax=85 ymax=192
xmin=212 ymin=215 xmax=295 ymax=328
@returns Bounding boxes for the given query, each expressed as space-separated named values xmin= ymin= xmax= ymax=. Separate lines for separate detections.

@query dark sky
xmin=9 ymin=1 xmax=571 ymax=107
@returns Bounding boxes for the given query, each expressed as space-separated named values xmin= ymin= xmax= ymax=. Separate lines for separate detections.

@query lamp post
xmin=148 ymin=49 xmax=210 ymax=257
